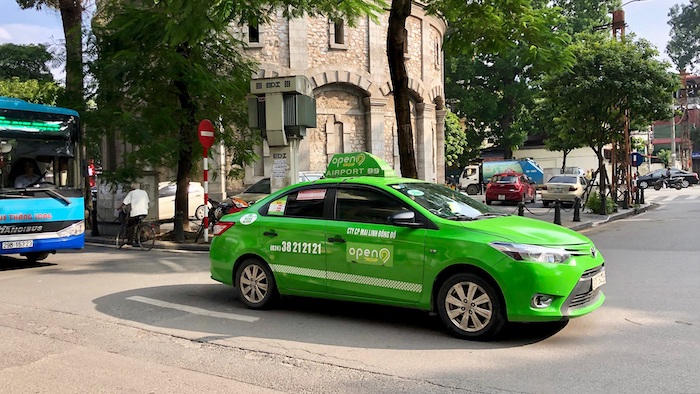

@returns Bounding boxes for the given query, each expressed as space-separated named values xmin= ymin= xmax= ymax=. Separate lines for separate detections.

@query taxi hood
xmin=458 ymin=215 xmax=590 ymax=246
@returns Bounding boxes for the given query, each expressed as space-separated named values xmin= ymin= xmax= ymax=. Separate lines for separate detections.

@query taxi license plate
xmin=498 ymin=195 xmax=505 ymax=200
xmin=591 ymin=271 xmax=606 ymax=290
xmin=2 ymin=240 xmax=34 ymax=250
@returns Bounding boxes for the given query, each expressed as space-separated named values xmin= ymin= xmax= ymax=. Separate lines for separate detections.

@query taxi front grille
xmin=581 ymin=264 xmax=604 ymax=279
xmin=561 ymin=264 xmax=605 ymax=314
xmin=569 ymin=288 xmax=600 ymax=308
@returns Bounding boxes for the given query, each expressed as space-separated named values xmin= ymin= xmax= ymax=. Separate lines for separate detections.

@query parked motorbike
xmin=195 ymin=197 xmax=219 ymax=220
xmin=653 ymin=176 xmax=684 ymax=190
xmin=195 ymin=197 xmax=249 ymax=221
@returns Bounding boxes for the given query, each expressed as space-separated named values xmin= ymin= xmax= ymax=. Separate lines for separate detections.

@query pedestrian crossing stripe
xmin=269 ymin=264 xmax=423 ymax=293
xmin=644 ymin=194 xmax=700 ymax=202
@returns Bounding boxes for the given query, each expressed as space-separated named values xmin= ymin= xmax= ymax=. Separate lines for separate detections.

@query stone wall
xmin=240 ymin=2 xmax=447 ymax=185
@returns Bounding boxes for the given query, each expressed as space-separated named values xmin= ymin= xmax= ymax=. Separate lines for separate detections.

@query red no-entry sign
xmin=198 ymin=119 xmax=215 ymax=150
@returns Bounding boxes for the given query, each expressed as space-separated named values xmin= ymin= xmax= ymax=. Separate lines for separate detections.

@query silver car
xmin=541 ymin=175 xmax=587 ymax=207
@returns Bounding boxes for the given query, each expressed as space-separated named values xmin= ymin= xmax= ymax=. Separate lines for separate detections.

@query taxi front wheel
xmin=437 ymin=273 xmax=505 ymax=340
xmin=236 ymin=258 xmax=279 ymax=309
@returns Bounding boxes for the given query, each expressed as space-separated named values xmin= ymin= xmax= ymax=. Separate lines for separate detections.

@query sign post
xmin=198 ymin=119 xmax=215 ymax=242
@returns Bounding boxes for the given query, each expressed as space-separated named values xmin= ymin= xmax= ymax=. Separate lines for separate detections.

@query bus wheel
xmin=24 ymin=252 xmax=49 ymax=263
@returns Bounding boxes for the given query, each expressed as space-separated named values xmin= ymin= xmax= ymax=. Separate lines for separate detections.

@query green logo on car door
xmin=347 ymin=243 xmax=393 ymax=266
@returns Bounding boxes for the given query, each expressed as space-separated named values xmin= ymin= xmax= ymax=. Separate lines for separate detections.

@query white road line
xmin=158 ymin=259 xmax=186 ymax=272
xmin=662 ymin=196 xmax=676 ymax=202
xmin=686 ymin=194 xmax=700 ymax=200
xmin=126 ymin=296 xmax=259 ymax=322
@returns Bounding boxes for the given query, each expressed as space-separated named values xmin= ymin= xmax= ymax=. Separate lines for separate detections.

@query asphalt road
xmin=1 ymin=186 xmax=699 ymax=393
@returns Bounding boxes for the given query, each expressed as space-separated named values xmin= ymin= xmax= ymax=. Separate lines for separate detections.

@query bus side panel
xmin=0 ymin=196 xmax=85 ymax=254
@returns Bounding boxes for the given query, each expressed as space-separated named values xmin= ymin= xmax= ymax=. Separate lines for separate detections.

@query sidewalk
xmin=84 ymin=201 xmax=657 ymax=252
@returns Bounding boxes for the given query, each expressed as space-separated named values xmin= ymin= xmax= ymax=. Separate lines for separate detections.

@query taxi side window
xmin=336 ymin=188 xmax=409 ymax=224
xmin=283 ymin=189 xmax=325 ymax=219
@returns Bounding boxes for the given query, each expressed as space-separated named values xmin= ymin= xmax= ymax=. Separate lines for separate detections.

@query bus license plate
xmin=592 ymin=271 xmax=606 ymax=290
xmin=2 ymin=240 xmax=34 ymax=250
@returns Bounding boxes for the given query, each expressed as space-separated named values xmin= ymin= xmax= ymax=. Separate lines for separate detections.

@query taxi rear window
xmin=266 ymin=188 xmax=326 ymax=218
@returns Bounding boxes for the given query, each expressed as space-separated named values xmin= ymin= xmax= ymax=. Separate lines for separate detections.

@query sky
xmin=0 ymin=0 xmax=692 ymax=82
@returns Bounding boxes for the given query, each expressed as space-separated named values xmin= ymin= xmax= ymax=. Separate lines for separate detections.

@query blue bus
xmin=0 ymin=97 xmax=85 ymax=262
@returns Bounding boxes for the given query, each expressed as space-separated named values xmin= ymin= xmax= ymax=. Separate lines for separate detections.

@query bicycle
xmin=116 ymin=210 xmax=156 ymax=251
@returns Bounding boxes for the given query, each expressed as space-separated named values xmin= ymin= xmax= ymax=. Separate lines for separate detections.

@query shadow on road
xmin=93 ymin=283 xmax=570 ymax=350
xmin=0 ymin=255 xmax=56 ymax=271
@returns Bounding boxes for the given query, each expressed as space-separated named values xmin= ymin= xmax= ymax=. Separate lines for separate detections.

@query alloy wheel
xmin=443 ymin=280 xmax=494 ymax=333
xmin=240 ymin=264 xmax=269 ymax=305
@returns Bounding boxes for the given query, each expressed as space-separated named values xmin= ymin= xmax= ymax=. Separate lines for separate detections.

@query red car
xmin=485 ymin=171 xmax=537 ymax=205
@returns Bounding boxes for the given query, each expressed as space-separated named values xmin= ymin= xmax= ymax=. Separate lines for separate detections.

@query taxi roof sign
xmin=325 ymin=152 xmax=397 ymax=178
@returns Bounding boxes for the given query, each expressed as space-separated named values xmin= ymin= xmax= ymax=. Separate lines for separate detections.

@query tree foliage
xmin=667 ymin=0 xmax=700 ymax=72
xmin=540 ymin=32 xmax=679 ymax=192
xmin=88 ymin=0 xmax=384 ymax=234
xmin=439 ymin=0 xmax=574 ymax=159
xmin=0 ymin=43 xmax=55 ymax=82
xmin=444 ymin=109 xmax=484 ymax=168
xmin=0 ymin=77 xmax=63 ymax=105
xmin=551 ymin=0 xmax=620 ymax=35
xmin=0 ymin=43 xmax=62 ymax=105
xmin=16 ymin=0 xmax=84 ymax=111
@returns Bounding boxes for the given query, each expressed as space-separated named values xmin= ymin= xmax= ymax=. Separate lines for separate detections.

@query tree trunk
xmin=387 ymin=0 xmax=417 ymax=178
xmin=174 ymin=43 xmax=196 ymax=238
xmin=592 ymin=145 xmax=607 ymax=215
xmin=59 ymin=0 xmax=83 ymax=110
xmin=58 ymin=1 xmax=91 ymax=214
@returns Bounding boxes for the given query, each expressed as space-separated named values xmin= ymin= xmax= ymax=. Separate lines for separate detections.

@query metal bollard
xmin=573 ymin=198 xmax=581 ymax=222
xmin=518 ymin=202 xmax=524 ymax=216
xmin=91 ymin=208 xmax=100 ymax=236
xmin=554 ymin=200 xmax=561 ymax=225
xmin=635 ymin=188 xmax=640 ymax=205
xmin=599 ymin=191 xmax=606 ymax=215
xmin=174 ymin=210 xmax=184 ymax=242
xmin=622 ymin=190 xmax=629 ymax=209
xmin=640 ymin=187 xmax=645 ymax=204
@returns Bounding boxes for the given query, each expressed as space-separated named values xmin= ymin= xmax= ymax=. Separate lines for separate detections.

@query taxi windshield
xmin=390 ymin=182 xmax=501 ymax=220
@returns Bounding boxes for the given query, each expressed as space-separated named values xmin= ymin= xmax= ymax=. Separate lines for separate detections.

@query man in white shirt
xmin=119 ymin=182 xmax=150 ymax=246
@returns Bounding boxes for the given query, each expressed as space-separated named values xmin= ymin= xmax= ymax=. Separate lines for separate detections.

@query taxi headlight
xmin=57 ymin=221 xmax=85 ymax=237
xmin=489 ymin=242 xmax=570 ymax=264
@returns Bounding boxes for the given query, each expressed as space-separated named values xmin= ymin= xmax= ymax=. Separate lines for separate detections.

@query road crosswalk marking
xmin=662 ymin=195 xmax=676 ymax=202
xmin=644 ymin=193 xmax=700 ymax=202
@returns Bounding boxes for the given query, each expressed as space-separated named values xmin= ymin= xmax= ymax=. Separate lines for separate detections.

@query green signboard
xmin=324 ymin=152 xmax=397 ymax=178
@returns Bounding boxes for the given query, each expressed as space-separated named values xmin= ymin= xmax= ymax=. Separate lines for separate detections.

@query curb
xmin=85 ymin=236 xmax=210 ymax=252
xmin=569 ymin=202 xmax=658 ymax=231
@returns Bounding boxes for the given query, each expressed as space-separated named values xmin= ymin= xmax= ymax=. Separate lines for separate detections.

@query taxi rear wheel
xmin=236 ymin=258 xmax=278 ymax=309
xmin=437 ymin=273 xmax=505 ymax=340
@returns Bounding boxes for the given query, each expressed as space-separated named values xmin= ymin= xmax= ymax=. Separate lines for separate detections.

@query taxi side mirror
xmin=389 ymin=211 xmax=422 ymax=228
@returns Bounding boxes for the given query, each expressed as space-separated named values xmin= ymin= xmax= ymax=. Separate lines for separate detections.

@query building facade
xmin=236 ymin=2 xmax=447 ymax=187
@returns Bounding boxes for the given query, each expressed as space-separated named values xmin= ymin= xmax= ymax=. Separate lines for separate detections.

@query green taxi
xmin=210 ymin=152 xmax=605 ymax=340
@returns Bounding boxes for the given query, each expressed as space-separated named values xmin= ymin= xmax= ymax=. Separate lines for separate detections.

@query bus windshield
xmin=1 ymin=106 xmax=80 ymax=190
xmin=0 ymin=97 xmax=85 ymax=261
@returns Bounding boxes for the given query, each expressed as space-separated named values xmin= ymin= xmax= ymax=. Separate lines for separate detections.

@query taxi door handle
xmin=328 ymin=236 xmax=346 ymax=243
xmin=263 ymin=230 xmax=278 ymax=237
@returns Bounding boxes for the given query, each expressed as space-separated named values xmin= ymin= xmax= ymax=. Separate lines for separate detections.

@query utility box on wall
xmin=248 ymin=94 xmax=316 ymax=133
xmin=283 ymin=94 xmax=316 ymax=137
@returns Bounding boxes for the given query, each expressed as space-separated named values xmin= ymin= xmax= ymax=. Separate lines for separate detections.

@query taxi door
xmin=256 ymin=188 xmax=328 ymax=294
xmin=324 ymin=186 xmax=426 ymax=303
